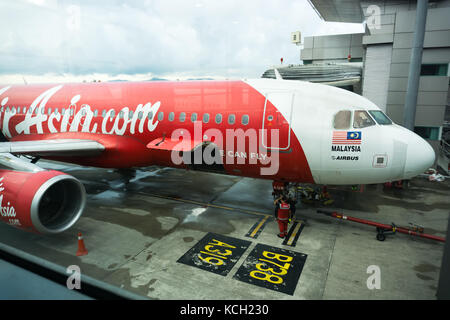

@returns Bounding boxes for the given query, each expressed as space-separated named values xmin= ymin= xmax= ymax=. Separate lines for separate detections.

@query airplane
xmin=0 ymin=78 xmax=435 ymax=234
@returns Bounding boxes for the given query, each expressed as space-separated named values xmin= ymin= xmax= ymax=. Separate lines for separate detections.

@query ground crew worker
xmin=276 ymin=197 xmax=290 ymax=238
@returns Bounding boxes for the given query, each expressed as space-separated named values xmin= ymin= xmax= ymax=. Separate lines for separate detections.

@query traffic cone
xmin=76 ymin=232 xmax=88 ymax=256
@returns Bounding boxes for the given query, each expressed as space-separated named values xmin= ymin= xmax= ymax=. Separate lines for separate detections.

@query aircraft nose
xmin=404 ymin=132 xmax=435 ymax=178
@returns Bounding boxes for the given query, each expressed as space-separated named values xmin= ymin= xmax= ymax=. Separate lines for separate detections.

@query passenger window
xmin=12 ymin=107 xmax=16 ymax=113
xmin=147 ymin=111 xmax=153 ymax=120
xmin=228 ymin=114 xmax=235 ymax=125
xmin=94 ymin=109 xmax=98 ymax=117
xmin=62 ymin=108 xmax=65 ymax=115
xmin=333 ymin=110 xmax=351 ymax=129
xmin=191 ymin=112 xmax=198 ymax=122
xmin=48 ymin=108 xmax=52 ymax=115
xmin=168 ymin=112 xmax=174 ymax=121
xmin=215 ymin=113 xmax=222 ymax=124
xmin=119 ymin=111 xmax=124 ymax=119
xmin=54 ymin=108 xmax=58 ymax=114
xmin=102 ymin=109 xmax=106 ymax=117
xmin=23 ymin=107 xmax=27 ymax=114
xmin=203 ymin=113 xmax=210 ymax=123
xmin=129 ymin=110 xmax=133 ymax=118
xmin=81 ymin=109 xmax=87 ymax=116
xmin=242 ymin=114 xmax=249 ymax=125
xmin=110 ymin=110 xmax=115 ymax=118
xmin=138 ymin=111 xmax=143 ymax=120
xmin=179 ymin=112 xmax=186 ymax=122
xmin=368 ymin=110 xmax=392 ymax=125
xmin=158 ymin=111 xmax=164 ymax=121
xmin=353 ymin=110 xmax=375 ymax=128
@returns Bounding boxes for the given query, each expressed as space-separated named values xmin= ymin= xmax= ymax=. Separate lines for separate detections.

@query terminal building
xmin=263 ymin=0 xmax=450 ymax=173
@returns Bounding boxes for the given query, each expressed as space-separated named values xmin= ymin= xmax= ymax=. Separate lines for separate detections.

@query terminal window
xmin=420 ymin=64 xmax=448 ymax=76
xmin=414 ymin=126 xmax=440 ymax=140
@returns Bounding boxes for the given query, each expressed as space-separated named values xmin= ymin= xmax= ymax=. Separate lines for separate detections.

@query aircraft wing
xmin=0 ymin=139 xmax=105 ymax=157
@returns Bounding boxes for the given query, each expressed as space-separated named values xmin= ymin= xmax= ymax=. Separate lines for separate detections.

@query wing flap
xmin=0 ymin=139 xmax=105 ymax=156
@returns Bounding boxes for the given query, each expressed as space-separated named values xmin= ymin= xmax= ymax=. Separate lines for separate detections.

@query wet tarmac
xmin=0 ymin=160 xmax=449 ymax=299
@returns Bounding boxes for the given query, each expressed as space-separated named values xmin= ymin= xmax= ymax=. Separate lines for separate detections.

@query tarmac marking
xmin=233 ymin=243 xmax=307 ymax=295
xmin=177 ymin=232 xmax=252 ymax=276
xmin=282 ymin=221 xmax=305 ymax=247
xmin=246 ymin=215 xmax=271 ymax=239
xmin=142 ymin=192 xmax=269 ymax=217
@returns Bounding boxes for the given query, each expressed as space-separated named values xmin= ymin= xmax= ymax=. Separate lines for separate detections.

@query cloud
xmin=0 ymin=0 xmax=363 ymax=82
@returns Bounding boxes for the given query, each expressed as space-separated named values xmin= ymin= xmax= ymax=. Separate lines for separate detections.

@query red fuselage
xmin=0 ymin=81 xmax=314 ymax=183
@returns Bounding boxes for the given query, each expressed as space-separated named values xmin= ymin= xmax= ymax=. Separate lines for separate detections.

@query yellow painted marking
xmin=250 ymin=215 xmax=270 ymax=238
xmin=200 ymin=251 xmax=228 ymax=260
xmin=287 ymin=222 xmax=302 ymax=246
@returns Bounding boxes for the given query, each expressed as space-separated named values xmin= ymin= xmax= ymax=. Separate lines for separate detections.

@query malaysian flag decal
xmin=332 ymin=131 xmax=361 ymax=145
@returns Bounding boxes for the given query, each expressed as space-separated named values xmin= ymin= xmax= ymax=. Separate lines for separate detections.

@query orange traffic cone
xmin=76 ymin=232 xmax=88 ymax=256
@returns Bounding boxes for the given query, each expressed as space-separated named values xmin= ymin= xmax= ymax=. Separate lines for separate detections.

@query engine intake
xmin=0 ymin=170 xmax=85 ymax=234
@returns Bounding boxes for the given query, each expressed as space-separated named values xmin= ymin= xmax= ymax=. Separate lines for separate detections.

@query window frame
xmin=353 ymin=110 xmax=376 ymax=129
xmin=333 ymin=110 xmax=352 ymax=130
xmin=215 ymin=113 xmax=222 ymax=124
xmin=228 ymin=114 xmax=236 ymax=125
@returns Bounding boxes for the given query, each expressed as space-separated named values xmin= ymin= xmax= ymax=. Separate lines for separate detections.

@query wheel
xmin=376 ymin=233 xmax=386 ymax=241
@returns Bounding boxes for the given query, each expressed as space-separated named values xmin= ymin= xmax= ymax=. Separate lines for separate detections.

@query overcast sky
xmin=0 ymin=0 xmax=364 ymax=83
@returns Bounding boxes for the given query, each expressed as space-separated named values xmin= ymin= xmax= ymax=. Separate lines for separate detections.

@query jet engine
xmin=0 ymin=169 xmax=86 ymax=234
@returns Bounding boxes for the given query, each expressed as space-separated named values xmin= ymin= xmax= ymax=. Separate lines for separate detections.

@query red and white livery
xmin=0 ymin=79 xmax=435 ymax=234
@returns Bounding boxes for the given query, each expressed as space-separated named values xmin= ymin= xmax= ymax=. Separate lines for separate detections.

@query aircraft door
xmin=261 ymin=92 xmax=295 ymax=151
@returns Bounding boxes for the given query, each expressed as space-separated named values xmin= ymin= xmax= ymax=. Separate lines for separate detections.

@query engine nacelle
xmin=0 ymin=169 xmax=86 ymax=234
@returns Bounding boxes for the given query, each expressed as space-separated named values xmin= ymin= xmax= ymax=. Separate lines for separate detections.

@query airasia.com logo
xmin=0 ymin=85 xmax=161 ymax=138
xmin=0 ymin=85 xmax=281 ymax=176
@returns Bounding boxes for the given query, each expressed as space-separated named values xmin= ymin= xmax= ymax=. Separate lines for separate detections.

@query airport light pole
xmin=403 ymin=0 xmax=428 ymax=131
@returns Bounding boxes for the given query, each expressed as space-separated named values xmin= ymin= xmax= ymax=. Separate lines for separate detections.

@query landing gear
xmin=116 ymin=168 xmax=137 ymax=186
xmin=297 ymin=185 xmax=334 ymax=206
xmin=384 ymin=179 xmax=409 ymax=189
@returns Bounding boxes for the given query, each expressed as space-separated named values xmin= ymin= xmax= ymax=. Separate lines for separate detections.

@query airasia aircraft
xmin=0 ymin=79 xmax=435 ymax=234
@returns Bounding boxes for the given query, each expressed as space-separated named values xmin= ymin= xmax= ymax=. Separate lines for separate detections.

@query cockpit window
xmin=353 ymin=110 xmax=375 ymax=128
xmin=369 ymin=110 xmax=392 ymax=125
xmin=333 ymin=110 xmax=351 ymax=129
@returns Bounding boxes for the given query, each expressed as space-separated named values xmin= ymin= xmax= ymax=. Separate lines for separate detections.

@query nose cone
xmin=404 ymin=133 xmax=435 ymax=179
